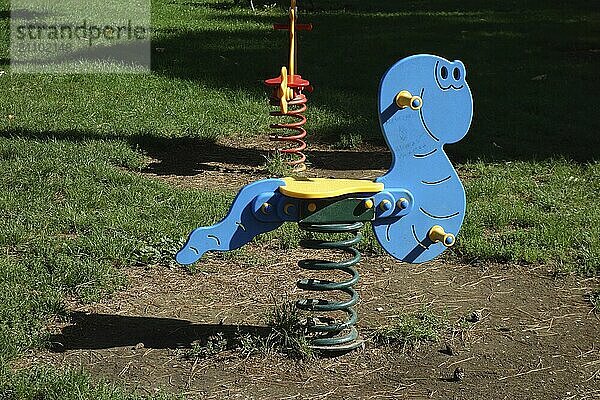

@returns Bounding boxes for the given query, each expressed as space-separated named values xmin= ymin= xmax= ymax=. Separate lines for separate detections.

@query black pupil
xmin=453 ymin=67 xmax=461 ymax=80
xmin=441 ymin=66 xmax=448 ymax=79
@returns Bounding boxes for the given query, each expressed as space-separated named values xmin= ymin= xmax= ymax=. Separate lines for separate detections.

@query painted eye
xmin=440 ymin=66 xmax=448 ymax=79
xmin=453 ymin=67 xmax=461 ymax=80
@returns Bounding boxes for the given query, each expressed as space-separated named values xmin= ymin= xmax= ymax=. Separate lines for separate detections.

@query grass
xmin=372 ymin=307 xmax=480 ymax=351
xmin=0 ymin=366 xmax=178 ymax=399
xmin=460 ymin=160 xmax=600 ymax=274
xmin=0 ymin=138 xmax=231 ymax=391
xmin=0 ymin=0 xmax=598 ymax=396
xmin=373 ymin=307 xmax=449 ymax=350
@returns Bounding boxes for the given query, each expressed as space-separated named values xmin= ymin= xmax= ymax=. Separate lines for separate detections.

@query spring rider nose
xmin=177 ymin=2 xmax=473 ymax=352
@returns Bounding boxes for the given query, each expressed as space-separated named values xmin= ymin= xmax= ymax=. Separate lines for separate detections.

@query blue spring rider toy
xmin=177 ymin=54 xmax=473 ymax=352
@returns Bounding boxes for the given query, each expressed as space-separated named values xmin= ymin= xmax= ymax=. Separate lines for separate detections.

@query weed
xmin=181 ymin=300 xmax=312 ymax=360
xmin=266 ymin=298 xmax=313 ymax=359
xmin=235 ymin=331 xmax=265 ymax=357
xmin=182 ymin=330 xmax=265 ymax=360
xmin=267 ymin=298 xmax=303 ymax=334
xmin=187 ymin=333 xmax=229 ymax=359
xmin=335 ymin=132 xmax=363 ymax=149
xmin=134 ymin=236 xmax=185 ymax=268
xmin=590 ymin=290 xmax=600 ymax=312
xmin=262 ymin=152 xmax=295 ymax=177
xmin=450 ymin=311 xmax=481 ymax=344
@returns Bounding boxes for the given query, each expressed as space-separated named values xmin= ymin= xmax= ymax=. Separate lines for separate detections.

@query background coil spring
xmin=296 ymin=221 xmax=364 ymax=350
xmin=269 ymin=91 xmax=308 ymax=172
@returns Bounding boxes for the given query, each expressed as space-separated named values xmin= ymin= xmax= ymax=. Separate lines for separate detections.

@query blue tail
xmin=176 ymin=179 xmax=285 ymax=265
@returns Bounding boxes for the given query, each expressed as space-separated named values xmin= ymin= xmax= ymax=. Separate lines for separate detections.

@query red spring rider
xmin=264 ymin=0 xmax=312 ymax=172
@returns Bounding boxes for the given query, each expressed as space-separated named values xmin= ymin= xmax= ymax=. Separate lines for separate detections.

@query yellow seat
xmin=279 ymin=177 xmax=384 ymax=199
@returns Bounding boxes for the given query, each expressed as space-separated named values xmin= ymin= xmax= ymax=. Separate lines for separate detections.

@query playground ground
xmin=12 ymin=144 xmax=600 ymax=399
xmin=25 ymin=257 xmax=600 ymax=399
xmin=1 ymin=0 xmax=599 ymax=398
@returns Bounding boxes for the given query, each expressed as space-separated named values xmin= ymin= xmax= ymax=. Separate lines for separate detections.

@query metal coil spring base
xmin=296 ymin=221 xmax=364 ymax=352
xmin=269 ymin=92 xmax=308 ymax=172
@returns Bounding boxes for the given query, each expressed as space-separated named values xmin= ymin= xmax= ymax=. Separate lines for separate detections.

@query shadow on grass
xmin=137 ymin=136 xmax=391 ymax=175
xmin=2 ymin=0 xmax=599 ymax=163
xmin=50 ymin=312 xmax=271 ymax=351
xmin=0 ymin=129 xmax=392 ymax=174
xmin=150 ymin=0 xmax=600 ymax=162
xmin=177 ymin=0 xmax=598 ymax=15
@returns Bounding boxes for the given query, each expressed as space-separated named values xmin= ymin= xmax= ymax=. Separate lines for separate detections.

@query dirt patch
xmin=26 ymin=249 xmax=600 ymax=399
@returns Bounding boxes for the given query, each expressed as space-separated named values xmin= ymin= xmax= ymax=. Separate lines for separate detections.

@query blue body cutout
xmin=373 ymin=55 xmax=473 ymax=263
xmin=176 ymin=54 xmax=473 ymax=266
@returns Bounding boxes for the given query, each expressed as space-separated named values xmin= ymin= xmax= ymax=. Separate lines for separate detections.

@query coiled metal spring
xmin=269 ymin=91 xmax=308 ymax=172
xmin=296 ymin=221 xmax=364 ymax=351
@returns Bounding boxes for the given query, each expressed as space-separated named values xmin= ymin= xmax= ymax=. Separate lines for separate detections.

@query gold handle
xmin=428 ymin=225 xmax=455 ymax=247
xmin=395 ymin=90 xmax=422 ymax=110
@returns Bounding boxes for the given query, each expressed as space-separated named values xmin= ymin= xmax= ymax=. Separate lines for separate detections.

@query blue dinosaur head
xmin=378 ymin=54 xmax=473 ymax=148
xmin=373 ymin=55 xmax=473 ymax=264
